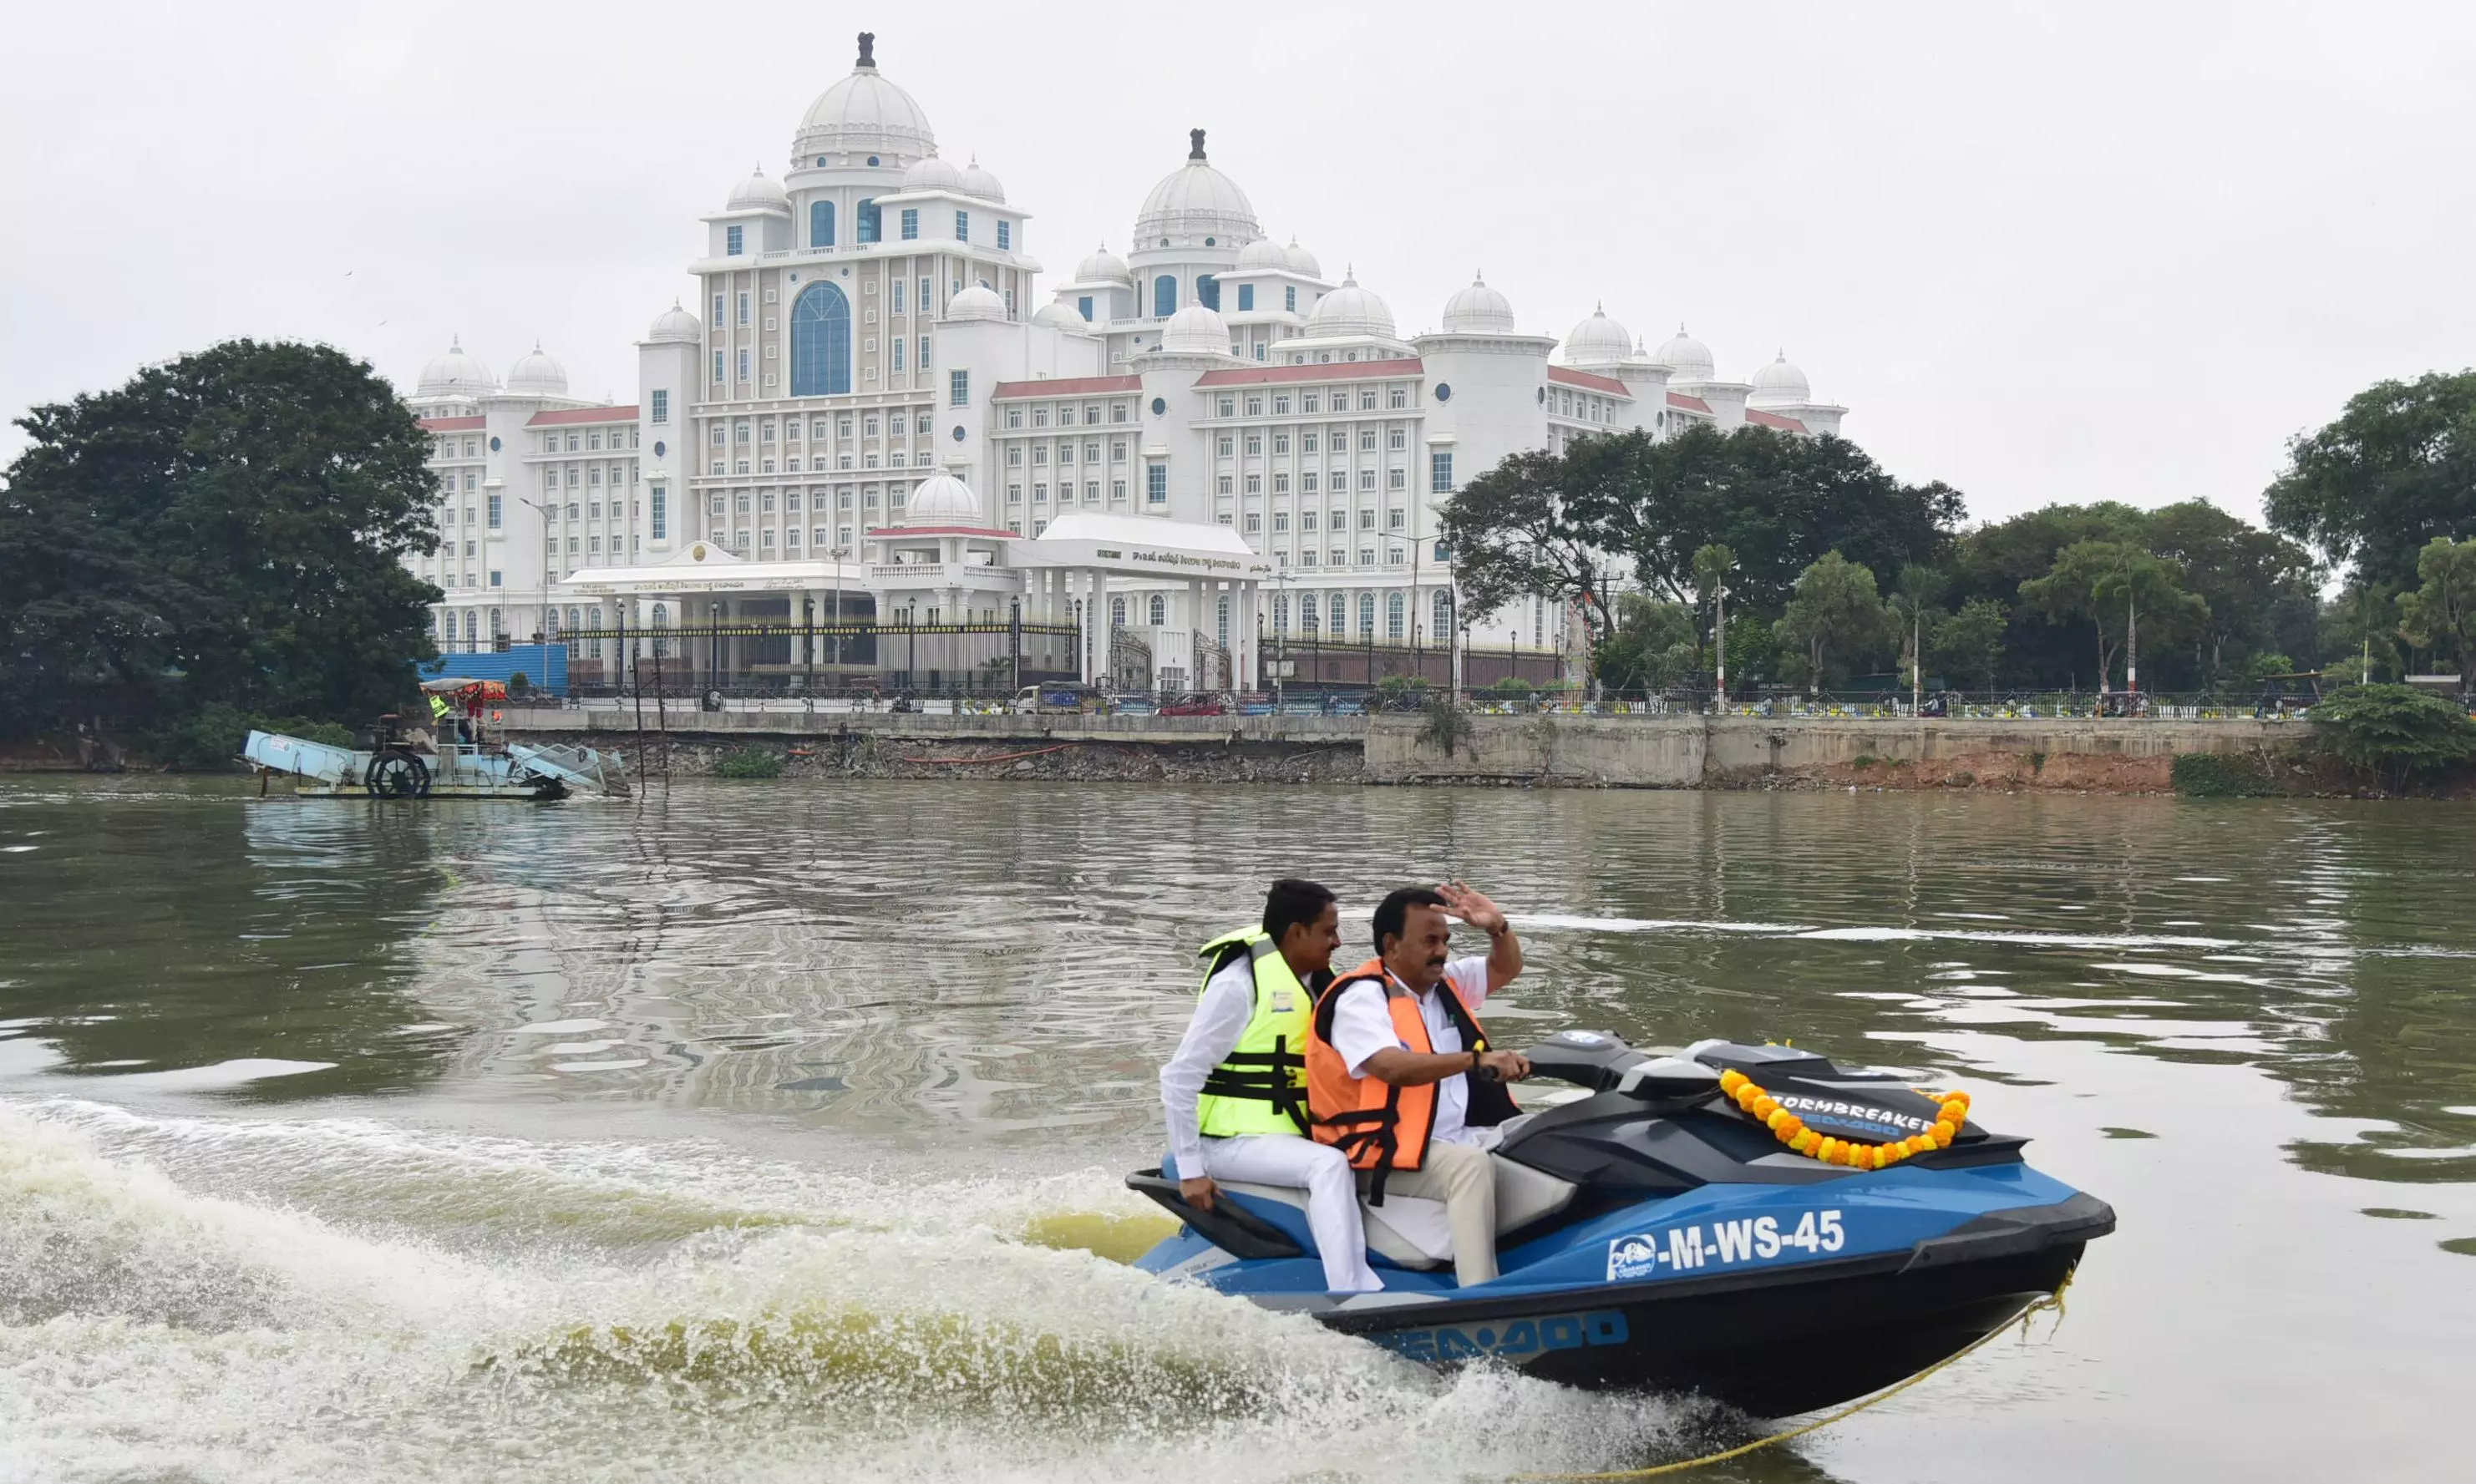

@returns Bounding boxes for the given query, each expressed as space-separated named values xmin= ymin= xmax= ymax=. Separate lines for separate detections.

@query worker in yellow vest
xmin=1159 ymin=878 xmax=1382 ymax=1292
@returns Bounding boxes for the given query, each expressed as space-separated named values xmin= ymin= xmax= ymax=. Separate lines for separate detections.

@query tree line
xmin=1440 ymin=372 xmax=2476 ymax=698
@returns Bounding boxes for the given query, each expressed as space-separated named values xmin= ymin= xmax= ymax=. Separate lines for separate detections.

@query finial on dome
xmin=1776 ymin=347 xmax=1788 ymax=360
xmin=1595 ymin=301 xmax=1606 ymax=315
xmin=856 ymin=31 xmax=875 ymax=68
xmin=1189 ymin=128 xmax=1206 ymax=160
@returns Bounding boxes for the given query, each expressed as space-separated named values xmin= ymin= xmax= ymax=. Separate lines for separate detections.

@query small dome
xmin=504 ymin=343 xmax=569 ymax=398
xmin=1748 ymin=349 xmax=1811 ymax=407
xmin=1236 ymin=237 xmax=1289 ymax=271
xmin=415 ymin=337 xmax=496 ymax=399
xmin=1306 ymin=272 xmax=1394 ymax=340
xmin=946 ymin=284 xmax=1007 ymax=322
xmin=959 ymin=156 xmax=1005 ymax=202
xmin=1564 ymin=304 xmax=1634 ymax=365
xmin=646 ymin=301 xmax=702 ymax=344
xmin=1032 ymin=301 xmax=1084 ymax=330
xmin=901 ymin=154 xmax=963 ymax=191
xmin=1441 ymin=274 xmax=1515 ymax=334
xmin=726 ymin=168 xmax=789 ymax=214
xmin=794 ymin=33 xmax=936 ymax=160
xmin=1285 ymin=237 xmax=1321 ymax=277
xmin=1134 ymin=129 xmax=1260 ymax=241
xmin=1652 ymin=323 xmax=1715 ymax=382
xmin=1075 ymin=242 xmax=1131 ymax=283
xmin=904 ymin=473 xmax=983 ymax=526
xmin=1158 ymin=303 xmax=1233 ymax=356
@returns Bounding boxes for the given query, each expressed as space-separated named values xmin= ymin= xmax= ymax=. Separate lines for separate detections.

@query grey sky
xmin=5 ymin=1 xmax=2472 ymax=529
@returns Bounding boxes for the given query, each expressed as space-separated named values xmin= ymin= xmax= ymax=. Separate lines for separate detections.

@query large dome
xmin=1032 ymin=301 xmax=1085 ymax=330
xmin=1748 ymin=350 xmax=1812 ymax=407
xmin=1652 ymin=324 xmax=1716 ymax=382
xmin=794 ymin=33 xmax=935 ymax=162
xmin=901 ymin=154 xmax=963 ymax=192
xmin=504 ymin=343 xmax=569 ymax=398
xmin=1306 ymin=274 xmax=1395 ymax=340
xmin=959 ymin=157 xmax=1005 ymax=202
xmin=905 ymin=473 xmax=982 ymax=525
xmin=1158 ymin=304 xmax=1233 ymax=357
xmin=726 ymin=168 xmax=789 ymax=214
xmin=416 ymin=337 xmax=496 ymax=399
xmin=1285 ymin=237 xmax=1321 ymax=278
xmin=946 ymin=284 xmax=1007 ymax=323
xmin=646 ymin=301 xmax=701 ymax=344
xmin=1134 ymin=129 xmax=1260 ymax=243
xmin=1564 ymin=305 xmax=1634 ymax=365
xmin=1235 ymin=237 xmax=1288 ymax=271
xmin=1441 ymin=275 xmax=1515 ymax=334
xmin=1075 ymin=242 xmax=1130 ymax=283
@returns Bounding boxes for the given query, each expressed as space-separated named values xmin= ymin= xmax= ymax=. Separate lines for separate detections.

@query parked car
xmin=1013 ymin=683 xmax=1099 ymax=715
xmin=1159 ymin=692 xmax=1230 ymax=717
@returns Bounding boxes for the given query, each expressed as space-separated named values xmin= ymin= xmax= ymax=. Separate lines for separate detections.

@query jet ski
xmin=1129 ymin=1031 xmax=2113 ymax=1416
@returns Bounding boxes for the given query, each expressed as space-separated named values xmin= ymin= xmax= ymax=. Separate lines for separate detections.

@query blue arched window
xmin=1433 ymin=589 xmax=1454 ymax=636
xmin=1386 ymin=591 xmax=1405 ymax=640
xmin=1198 ymin=274 xmax=1220 ymax=311
xmin=790 ymin=282 xmax=853 ymax=397
xmin=1357 ymin=593 xmax=1376 ymax=638
xmin=1148 ymin=595 xmax=1166 ymax=626
xmin=1154 ymin=275 xmax=1177 ymax=317
xmin=1111 ymin=596 xmax=1128 ymax=628
xmin=810 ymin=200 xmax=835 ymax=247
xmin=856 ymin=198 xmax=880 ymax=243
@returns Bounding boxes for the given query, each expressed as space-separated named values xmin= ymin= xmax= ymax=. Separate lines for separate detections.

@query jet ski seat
xmin=1214 ymin=1152 xmax=1579 ymax=1270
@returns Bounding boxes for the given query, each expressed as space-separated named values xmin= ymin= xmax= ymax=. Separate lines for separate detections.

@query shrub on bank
xmin=2309 ymin=684 xmax=2476 ymax=791
xmin=2170 ymin=752 xmax=2281 ymax=798
xmin=149 ymin=703 xmax=355 ymax=772
xmin=714 ymin=747 xmax=785 ymax=779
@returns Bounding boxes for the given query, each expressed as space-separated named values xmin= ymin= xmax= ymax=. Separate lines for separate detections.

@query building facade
xmin=407 ymin=31 xmax=1848 ymax=689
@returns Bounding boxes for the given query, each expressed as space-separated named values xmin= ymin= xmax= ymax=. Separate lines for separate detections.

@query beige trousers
xmin=1372 ymin=1140 xmax=1498 ymax=1287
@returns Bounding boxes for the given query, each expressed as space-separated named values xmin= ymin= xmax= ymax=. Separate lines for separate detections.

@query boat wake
xmin=0 ymin=1099 xmax=1722 ymax=1482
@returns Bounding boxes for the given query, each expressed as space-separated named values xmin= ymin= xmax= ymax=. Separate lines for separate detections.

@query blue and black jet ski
xmin=1129 ymin=1032 xmax=2113 ymax=1416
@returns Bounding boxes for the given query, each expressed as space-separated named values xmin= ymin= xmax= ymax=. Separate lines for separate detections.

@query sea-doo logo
xmin=1373 ymin=1309 xmax=1627 ymax=1365
xmin=1607 ymin=1234 xmax=1662 ymax=1281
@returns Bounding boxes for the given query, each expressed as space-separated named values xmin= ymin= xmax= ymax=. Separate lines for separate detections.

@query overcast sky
xmin=5 ymin=1 xmax=2472 ymax=529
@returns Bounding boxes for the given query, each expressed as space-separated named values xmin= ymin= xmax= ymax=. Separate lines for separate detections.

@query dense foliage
xmin=713 ymin=747 xmax=786 ymax=779
xmin=2307 ymin=684 xmax=2476 ymax=789
xmin=0 ymin=340 xmax=441 ymax=744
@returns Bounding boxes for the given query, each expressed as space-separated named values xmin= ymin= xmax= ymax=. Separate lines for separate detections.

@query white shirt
xmin=1326 ymin=955 xmax=1494 ymax=1146
xmin=1159 ymin=953 xmax=1288 ymax=1177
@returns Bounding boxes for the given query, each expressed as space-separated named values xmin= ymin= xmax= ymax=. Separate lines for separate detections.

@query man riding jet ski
xmin=1132 ymin=893 xmax=2114 ymax=1416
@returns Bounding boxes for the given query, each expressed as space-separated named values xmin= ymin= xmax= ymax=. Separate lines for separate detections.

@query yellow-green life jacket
xmin=1194 ymin=928 xmax=1313 ymax=1137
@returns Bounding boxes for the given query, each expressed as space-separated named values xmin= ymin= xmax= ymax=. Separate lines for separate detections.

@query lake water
xmin=2 ymin=778 xmax=2468 ymax=1482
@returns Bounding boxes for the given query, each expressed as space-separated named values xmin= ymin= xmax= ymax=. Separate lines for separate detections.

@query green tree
xmin=1946 ymin=502 xmax=2148 ymax=688
xmin=2265 ymin=371 xmax=2476 ymax=591
xmin=2310 ymin=683 xmax=2476 ymax=790
xmin=0 ymin=340 xmax=440 ymax=740
xmin=2019 ymin=540 xmax=2208 ymax=692
xmin=1887 ymin=565 xmax=1947 ymax=696
xmin=1691 ymin=541 xmax=1736 ymax=690
xmin=1931 ymin=597 xmax=2011 ymax=693
xmin=2395 ymin=535 xmax=2476 ymax=677
xmin=1436 ymin=444 xmax=1626 ymax=657
xmin=2145 ymin=499 xmax=2321 ymax=690
xmin=1775 ymin=552 xmax=1888 ymax=691
xmin=1593 ymin=593 xmax=1697 ymax=694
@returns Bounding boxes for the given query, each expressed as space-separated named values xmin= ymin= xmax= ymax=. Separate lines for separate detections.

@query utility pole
xmin=2125 ymin=585 xmax=2139 ymax=706
xmin=1911 ymin=600 xmax=1923 ymax=717
xmin=1715 ymin=580 xmax=1729 ymax=712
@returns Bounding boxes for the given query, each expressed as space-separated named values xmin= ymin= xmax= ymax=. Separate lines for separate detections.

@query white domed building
xmin=403 ymin=31 xmax=1849 ymax=690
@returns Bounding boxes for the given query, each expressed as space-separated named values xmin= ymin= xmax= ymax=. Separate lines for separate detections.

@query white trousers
xmin=1196 ymin=1133 xmax=1384 ymax=1293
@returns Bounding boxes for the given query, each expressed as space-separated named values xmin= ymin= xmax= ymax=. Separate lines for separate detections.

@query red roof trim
xmin=991 ymin=375 xmax=1144 ymax=399
xmin=1192 ymin=357 xmax=1423 ymax=387
xmin=525 ymin=406 xmax=638 ymax=426
xmin=1667 ymin=392 xmax=1714 ymax=414
xmin=1548 ymin=366 xmax=1629 ymax=395
xmin=419 ymin=415 xmax=485 ymax=432
xmin=1745 ymin=409 xmax=1807 ymax=433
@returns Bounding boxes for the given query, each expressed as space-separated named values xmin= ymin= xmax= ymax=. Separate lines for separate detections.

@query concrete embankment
xmin=505 ymin=706 xmax=2311 ymax=792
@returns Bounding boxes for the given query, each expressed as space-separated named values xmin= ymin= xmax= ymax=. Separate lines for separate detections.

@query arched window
xmin=1111 ymin=595 xmax=1128 ymax=628
xmin=1433 ymin=589 xmax=1454 ymax=636
xmin=489 ymin=607 xmax=504 ymax=639
xmin=545 ymin=609 xmax=560 ymax=642
xmin=1216 ymin=595 xmax=1230 ymax=646
xmin=791 ymin=282 xmax=853 ymax=397
xmin=1357 ymin=593 xmax=1375 ymax=638
xmin=856 ymin=198 xmax=880 ymax=243
xmin=1329 ymin=593 xmax=1347 ymax=634
xmin=1386 ymin=591 xmax=1405 ymax=640
xmin=1301 ymin=599 xmax=1318 ymax=636
xmin=1154 ymin=275 xmax=1177 ymax=317
xmin=1148 ymin=594 xmax=1166 ymax=626
xmin=810 ymin=200 xmax=835 ymax=247
xmin=463 ymin=610 xmax=477 ymax=645
xmin=651 ymin=602 xmax=668 ymax=659
xmin=1271 ymin=595 xmax=1288 ymax=632
xmin=1197 ymin=274 xmax=1220 ymax=311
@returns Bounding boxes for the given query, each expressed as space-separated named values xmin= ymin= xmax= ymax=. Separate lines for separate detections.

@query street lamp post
xmin=519 ymin=495 xmax=557 ymax=680
xmin=1715 ymin=581 xmax=1730 ymax=712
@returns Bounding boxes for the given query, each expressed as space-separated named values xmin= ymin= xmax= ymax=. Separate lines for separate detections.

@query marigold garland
xmin=1717 ymin=1068 xmax=1971 ymax=1169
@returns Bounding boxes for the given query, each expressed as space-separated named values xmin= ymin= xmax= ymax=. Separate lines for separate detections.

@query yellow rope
xmin=1512 ymin=1270 xmax=2074 ymax=1481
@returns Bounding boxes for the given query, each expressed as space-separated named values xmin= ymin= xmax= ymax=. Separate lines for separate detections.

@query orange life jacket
xmin=1306 ymin=957 xmax=1507 ymax=1202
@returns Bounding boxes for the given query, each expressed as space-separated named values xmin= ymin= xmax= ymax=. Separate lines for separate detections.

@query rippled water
xmin=2 ymin=778 xmax=2469 ymax=1481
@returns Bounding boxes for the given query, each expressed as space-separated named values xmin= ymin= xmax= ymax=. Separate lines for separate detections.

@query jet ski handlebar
xmin=1516 ymin=1031 xmax=1726 ymax=1101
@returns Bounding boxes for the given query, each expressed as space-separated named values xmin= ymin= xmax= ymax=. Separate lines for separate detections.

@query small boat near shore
xmin=242 ymin=679 xmax=628 ymax=800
